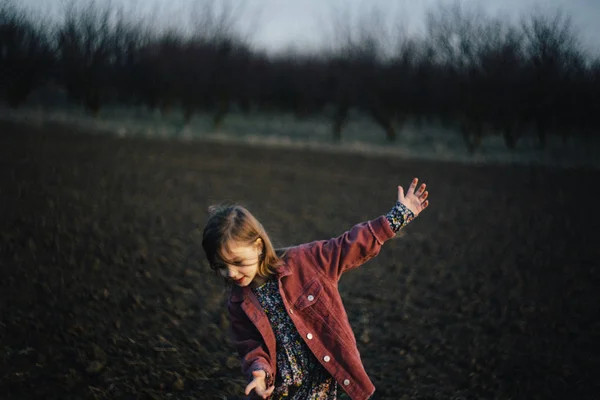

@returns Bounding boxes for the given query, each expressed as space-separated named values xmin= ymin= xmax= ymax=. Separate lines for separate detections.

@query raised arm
xmin=303 ymin=178 xmax=429 ymax=282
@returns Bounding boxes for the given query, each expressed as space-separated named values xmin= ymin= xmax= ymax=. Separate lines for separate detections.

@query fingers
xmin=408 ymin=178 xmax=426 ymax=195
xmin=408 ymin=178 xmax=418 ymax=193
xmin=420 ymin=190 xmax=428 ymax=201
xmin=246 ymin=370 xmax=266 ymax=396
xmin=262 ymin=385 xmax=275 ymax=399
xmin=245 ymin=381 xmax=257 ymax=396
xmin=397 ymin=185 xmax=405 ymax=201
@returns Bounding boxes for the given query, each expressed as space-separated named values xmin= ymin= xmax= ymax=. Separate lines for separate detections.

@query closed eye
xmin=230 ymin=258 xmax=255 ymax=267
xmin=234 ymin=262 xmax=254 ymax=267
xmin=214 ymin=261 xmax=250 ymax=268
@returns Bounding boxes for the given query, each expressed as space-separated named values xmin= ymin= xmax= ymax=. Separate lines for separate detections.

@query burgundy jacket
xmin=228 ymin=216 xmax=396 ymax=400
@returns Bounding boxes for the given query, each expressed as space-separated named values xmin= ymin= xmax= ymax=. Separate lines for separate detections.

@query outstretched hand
xmin=245 ymin=370 xmax=274 ymax=399
xmin=398 ymin=178 xmax=429 ymax=217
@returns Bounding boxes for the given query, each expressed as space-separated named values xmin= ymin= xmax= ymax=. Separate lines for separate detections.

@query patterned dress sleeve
xmin=385 ymin=201 xmax=415 ymax=233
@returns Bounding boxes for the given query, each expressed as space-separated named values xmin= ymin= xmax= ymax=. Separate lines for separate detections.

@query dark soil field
xmin=1 ymin=120 xmax=599 ymax=399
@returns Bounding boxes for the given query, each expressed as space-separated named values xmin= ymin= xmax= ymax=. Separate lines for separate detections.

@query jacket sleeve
xmin=303 ymin=215 xmax=395 ymax=282
xmin=227 ymin=300 xmax=273 ymax=385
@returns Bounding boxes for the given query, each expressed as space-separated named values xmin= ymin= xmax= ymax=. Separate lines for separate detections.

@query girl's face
xmin=217 ymin=239 xmax=263 ymax=287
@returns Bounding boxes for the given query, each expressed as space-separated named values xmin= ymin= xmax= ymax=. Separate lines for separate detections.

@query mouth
xmin=234 ymin=277 xmax=245 ymax=284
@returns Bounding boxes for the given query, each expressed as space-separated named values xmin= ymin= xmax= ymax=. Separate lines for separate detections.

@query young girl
xmin=202 ymin=178 xmax=429 ymax=400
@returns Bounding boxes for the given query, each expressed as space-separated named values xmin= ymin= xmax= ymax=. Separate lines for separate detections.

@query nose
xmin=225 ymin=267 xmax=237 ymax=279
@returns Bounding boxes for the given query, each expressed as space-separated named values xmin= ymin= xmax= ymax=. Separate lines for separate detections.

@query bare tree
xmin=520 ymin=10 xmax=583 ymax=148
xmin=177 ymin=35 xmax=252 ymax=127
xmin=108 ymin=10 xmax=148 ymax=106
xmin=325 ymin=4 xmax=403 ymax=141
xmin=426 ymin=3 xmax=502 ymax=152
xmin=425 ymin=2 xmax=489 ymax=70
xmin=136 ymin=0 xmax=255 ymax=127
xmin=134 ymin=31 xmax=184 ymax=115
xmin=423 ymin=4 xmax=588 ymax=152
xmin=0 ymin=1 xmax=53 ymax=108
xmin=472 ymin=20 xmax=527 ymax=150
xmin=56 ymin=1 xmax=125 ymax=115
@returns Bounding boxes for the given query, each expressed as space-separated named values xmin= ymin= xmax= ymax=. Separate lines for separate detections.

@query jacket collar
xmin=229 ymin=261 xmax=292 ymax=303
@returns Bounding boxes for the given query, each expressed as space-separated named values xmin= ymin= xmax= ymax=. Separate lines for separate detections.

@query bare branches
xmin=55 ymin=0 xmax=130 ymax=114
xmin=522 ymin=10 xmax=580 ymax=70
xmin=1 ymin=0 xmax=599 ymax=152
xmin=0 ymin=1 xmax=53 ymax=107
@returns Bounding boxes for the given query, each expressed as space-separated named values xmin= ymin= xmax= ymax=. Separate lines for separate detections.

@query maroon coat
xmin=228 ymin=216 xmax=396 ymax=400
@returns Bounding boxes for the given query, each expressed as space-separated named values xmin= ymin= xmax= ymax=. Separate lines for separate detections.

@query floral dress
xmin=252 ymin=278 xmax=337 ymax=399
xmin=250 ymin=202 xmax=413 ymax=399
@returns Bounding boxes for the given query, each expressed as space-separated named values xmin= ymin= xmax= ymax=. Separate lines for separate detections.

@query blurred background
xmin=1 ymin=0 xmax=599 ymax=167
xmin=1 ymin=1 xmax=600 ymax=399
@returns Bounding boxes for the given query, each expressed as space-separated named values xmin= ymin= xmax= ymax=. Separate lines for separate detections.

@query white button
xmin=343 ymin=379 xmax=350 ymax=386
xmin=323 ymin=355 xmax=330 ymax=362
xmin=307 ymin=295 xmax=314 ymax=301
xmin=306 ymin=333 xmax=313 ymax=340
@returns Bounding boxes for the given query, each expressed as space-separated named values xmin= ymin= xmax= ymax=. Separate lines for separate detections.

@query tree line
xmin=1 ymin=1 xmax=599 ymax=151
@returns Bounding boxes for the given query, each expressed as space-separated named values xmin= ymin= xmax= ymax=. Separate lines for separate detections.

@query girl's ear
xmin=254 ymin=237 xmax=264 ymax=251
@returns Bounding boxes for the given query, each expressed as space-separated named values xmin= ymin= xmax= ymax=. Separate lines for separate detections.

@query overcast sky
xmin=17 ymin=0 xmax=600 ymax=55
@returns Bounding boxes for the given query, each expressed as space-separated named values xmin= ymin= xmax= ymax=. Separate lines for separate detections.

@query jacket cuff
xmin=369 ymin=215 xmax=396 ymax=244
xmin=250 ymin=364 xmax=273 ymax=387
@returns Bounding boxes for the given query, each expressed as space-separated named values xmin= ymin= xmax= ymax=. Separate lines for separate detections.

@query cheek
xmin=241 ymin=266 xmax=257 ymax=276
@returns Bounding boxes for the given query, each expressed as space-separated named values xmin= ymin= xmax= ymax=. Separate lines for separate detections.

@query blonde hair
xmin=202 ymin=203 xmax=283 ymax=279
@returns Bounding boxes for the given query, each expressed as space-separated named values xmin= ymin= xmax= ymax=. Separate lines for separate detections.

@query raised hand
xmin=245 ymin=370 xmax=275 ymax=399
xmin=398 ymin=177 xmax=429 ymax=217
